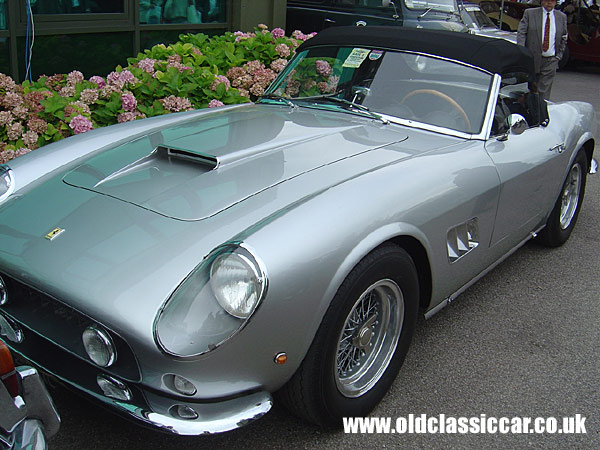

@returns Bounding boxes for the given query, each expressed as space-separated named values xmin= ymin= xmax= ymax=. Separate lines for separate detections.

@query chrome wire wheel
xmin=559 ymin=162 xmax=582 ymax=229
xmin=335 ymin=279 xmax=404 ymax=398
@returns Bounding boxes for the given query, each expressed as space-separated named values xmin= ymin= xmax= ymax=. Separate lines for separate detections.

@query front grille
xmin=0 ymin=272 xmax=141 ymax=382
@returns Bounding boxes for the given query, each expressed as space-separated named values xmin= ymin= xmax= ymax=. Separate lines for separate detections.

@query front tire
xmin=278 ymin=244 xmax=419 ymax=426
xmin=537 ymin=151 xmax=587 ymax=247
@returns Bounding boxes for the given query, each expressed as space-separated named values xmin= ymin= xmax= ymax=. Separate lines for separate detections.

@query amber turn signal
xmin=274 ymin=352 xmax=287 ymax=364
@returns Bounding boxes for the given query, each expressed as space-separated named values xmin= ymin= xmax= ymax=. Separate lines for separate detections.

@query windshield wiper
xmin=309 ymin=96 xmax=389 ymax=124
xmin=259 ymin=93 xmax=297 ymax=108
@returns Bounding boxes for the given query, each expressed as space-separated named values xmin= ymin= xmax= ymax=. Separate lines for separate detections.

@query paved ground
xmin=45 ymin=65 xmax=600 ymax=449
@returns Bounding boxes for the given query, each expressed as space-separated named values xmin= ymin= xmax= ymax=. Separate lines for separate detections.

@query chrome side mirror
xmin=509 ymin=113 xmax=528 ymax=135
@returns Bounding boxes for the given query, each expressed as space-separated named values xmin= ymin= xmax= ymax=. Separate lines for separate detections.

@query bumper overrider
xmin=1 ymin=364 xmax=60 ymax=449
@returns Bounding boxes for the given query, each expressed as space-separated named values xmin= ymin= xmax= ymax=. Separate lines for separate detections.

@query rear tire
xmin=537 ymin=151 xmax=587 ymax=247
xmin=277 ymin=244 xmax=419 ymax=426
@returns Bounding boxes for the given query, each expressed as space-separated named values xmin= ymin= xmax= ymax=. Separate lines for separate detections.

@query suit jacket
xmin=517 ymin=7 xmax=568 ymax=73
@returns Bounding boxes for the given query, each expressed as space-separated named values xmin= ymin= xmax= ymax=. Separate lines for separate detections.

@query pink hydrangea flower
xmin=0 ymin=73 xmax=17 ymax=91
xmin=208 ymin=99 xmax=225 ymax=108
xmin=80 ymin=88 xmax=99 ymax=104
xmin=315 ymin=60 xmax=332 ymax=77
xmin=210 ymin=75 xmax=230 ymax=91
xmin=232 ymin=74 xmax=253 ymax=89
xmin=6 ymin=122 xmax=23 ymax=141
xmin=226 ymin=67 xmax=245 ymax=80
xmin=59 ymin=85 xmax=76 ymax=97
xmin=27 ymin=118 xmax=48 ymax=134
xmin=250 ymin=84 xmax=265 ymax=97
xmin=22 ymin=130 xmax=39 ymax=148
xmin=275 ymin=44 xmax=291 ymax=58
xmin=12 ymin=105 xmax=28 ymax=120
xmin=15 ymin=148 xmax=31 ymax=158
xmin=121 ymin=93 xmax=137 ymax=112
xmin=258 ymin=24 xmax=268 ymax=30
xmin=117 ymin=112 xmax=137 ymax=123
xmin=89 ymin=76 xmax=106 ymax=89
xmin=137 ymin=58 xmax=156 ymax=74
xmin=244 ymin=60 xmax=265 ymax=74
xmin=160 ymin=95 xmax=193 ymax=112
xmin=270 ymin=58 xmax=288 ymax=73
xmin=271 ymin=28 xmax=285 ymax=38
xmin=2 ymin=92 xmax=24 ymax=109
xmin=69 ymin=114 xmax=93 ymax=134
xmin=67 ymin=70 xmax=84 ymax=85
xmin=0 ymin=111 xmax=13 ymax=126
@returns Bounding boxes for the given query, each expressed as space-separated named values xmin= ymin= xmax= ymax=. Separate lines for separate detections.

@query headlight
xmin=0 ymin=165 xmax=15 ymax=202
xmin=210 ymin=252 xmax=264 ymax=319
xmin=82 ymin=325 xmax=117 ymax=367
xmin=155 ymin=243 xmax=267 ymax=357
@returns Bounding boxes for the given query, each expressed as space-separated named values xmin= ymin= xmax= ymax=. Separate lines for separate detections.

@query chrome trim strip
xmin=379 ymin=114 xmax=480 ymax=140
xmin=425 ymin=225 xmax=543 ymax=319
xmin=482 ymin=74 xmax=503 ymax=141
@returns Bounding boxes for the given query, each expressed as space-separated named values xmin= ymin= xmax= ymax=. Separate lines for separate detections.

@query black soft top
xmin=297 ymin=26 xmax=534 ymax=78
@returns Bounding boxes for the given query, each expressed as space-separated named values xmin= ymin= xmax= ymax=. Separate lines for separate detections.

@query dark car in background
xmin=0 ymin=338 xmax=60 ymax=450
xmin=561 ymin=0 xmax=600 ymax=66
xmin=287 ymin=0 xmax=469 ymax=33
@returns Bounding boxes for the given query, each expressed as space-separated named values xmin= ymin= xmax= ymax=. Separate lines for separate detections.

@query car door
xmin=485 ymin=122 xmax=566 ymax=249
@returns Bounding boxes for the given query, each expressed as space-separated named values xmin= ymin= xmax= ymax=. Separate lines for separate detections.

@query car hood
xmin=61 ymin=104 xmax=409 ymax=221
xmin=0 ymin=104 xmax=463 ymax=339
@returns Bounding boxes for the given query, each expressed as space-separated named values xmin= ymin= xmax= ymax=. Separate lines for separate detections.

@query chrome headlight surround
xmin=154 ymin=243 xmax=268 ymax=358
xmin=0 ymin=165 xmax=15 ymax=203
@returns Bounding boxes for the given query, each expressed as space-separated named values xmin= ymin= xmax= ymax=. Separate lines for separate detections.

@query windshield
xmin=403 ymin=0 xmax=457 ymax=12
xmin=264 ymin=46 xmax=494 ymax=135
xmin=463 ymin=5 xmax=497 ymax=28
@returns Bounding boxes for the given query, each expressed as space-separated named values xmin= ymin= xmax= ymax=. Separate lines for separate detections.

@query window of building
xmin=140 ymin=0 xmax=226 ymax=24
xmin=30 ymin=0 xmax=124 ymax=15
xmin=0 ymin=0 xmax=7 ymax=30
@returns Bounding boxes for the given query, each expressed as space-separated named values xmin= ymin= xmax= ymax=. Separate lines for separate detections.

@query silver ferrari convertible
xmin=0 ymin=27 xmax=596 ymax=435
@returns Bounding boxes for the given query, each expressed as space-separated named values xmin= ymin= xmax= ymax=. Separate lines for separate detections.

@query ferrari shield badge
xmin=45 ymin=227 xmax=65 ymax=241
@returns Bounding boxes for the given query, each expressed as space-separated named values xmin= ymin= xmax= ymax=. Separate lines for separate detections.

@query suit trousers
xmin=537 ymin=56 xmax=559 ymax=101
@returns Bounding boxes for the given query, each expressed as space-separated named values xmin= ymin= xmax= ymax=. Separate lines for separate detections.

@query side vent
xmin=155 ymin=145 xmax=219 ymax=169
xmin=447 ymin=218 xmax=479 ymax=263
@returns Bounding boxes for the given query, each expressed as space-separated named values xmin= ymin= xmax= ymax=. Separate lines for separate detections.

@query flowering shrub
xmin=0 ymin=26 xmax=315 ymax=163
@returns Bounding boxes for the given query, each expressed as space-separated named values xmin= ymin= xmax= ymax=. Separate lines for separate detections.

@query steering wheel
xmin=400 ymin=89 xmax=471 ymax=131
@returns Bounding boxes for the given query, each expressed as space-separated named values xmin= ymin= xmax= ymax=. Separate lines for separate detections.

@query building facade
xmin=0 ymin=0 xmax=285 ymax=81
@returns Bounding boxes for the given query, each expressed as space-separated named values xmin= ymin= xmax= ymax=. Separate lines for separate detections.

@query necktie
xmin=542 ymin=12 xmax=551 ymax=52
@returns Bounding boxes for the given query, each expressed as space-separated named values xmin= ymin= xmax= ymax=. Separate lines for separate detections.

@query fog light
xmin=97 ymin=374 xmax=132 ymax=401
xmin=170 ymin=404 xmax=199 ymax=420
xmin=173 ymin=375 xmax=197 ymax=396
xmin=82 ymin=325 xmax=116 ymax=367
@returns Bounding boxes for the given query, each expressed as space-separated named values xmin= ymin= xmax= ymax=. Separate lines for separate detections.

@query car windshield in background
xmin=264 ymin=46 xmax=494 ymax=135
xmin=403 ymin=0 xmax=457 ymax=12
xmin=464 ymin=5 xmax=497 ymax=28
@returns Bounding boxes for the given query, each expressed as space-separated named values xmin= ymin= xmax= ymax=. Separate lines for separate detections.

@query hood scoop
xmin=155 ymin=145 xmax=219 ymax=169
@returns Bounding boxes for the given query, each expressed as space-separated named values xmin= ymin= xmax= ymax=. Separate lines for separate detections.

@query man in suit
xmin=517 ymin=0 xmax=567 ymax=102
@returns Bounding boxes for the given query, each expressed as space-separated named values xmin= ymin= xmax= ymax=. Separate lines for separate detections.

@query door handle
xmin=548 ymin=144 xmax=565 ymax=153
xmin=325 ymin=18 xmax=336 ymax=23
